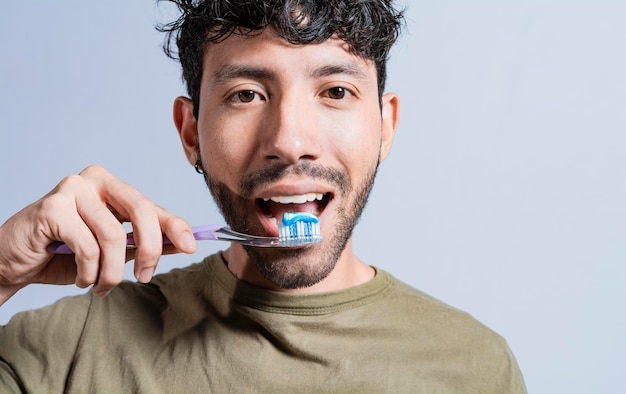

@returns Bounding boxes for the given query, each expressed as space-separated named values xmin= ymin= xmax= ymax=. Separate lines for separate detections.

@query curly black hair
xmin=157 ymin=0 xmax=404 ymax=118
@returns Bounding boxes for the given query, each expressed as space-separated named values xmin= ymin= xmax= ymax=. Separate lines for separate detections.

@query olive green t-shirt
xmin=0 ymin=253 xmax=526 ymax=393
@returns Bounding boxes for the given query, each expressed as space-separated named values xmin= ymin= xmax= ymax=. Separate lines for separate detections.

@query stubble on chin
xmin=243 ymin=247 xmax=336 ymax=289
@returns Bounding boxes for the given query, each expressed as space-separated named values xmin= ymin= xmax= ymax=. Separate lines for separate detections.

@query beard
xmin=199 ymin=158 xmax=379 ymax=289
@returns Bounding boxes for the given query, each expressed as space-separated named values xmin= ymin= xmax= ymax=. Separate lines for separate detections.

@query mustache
xmin=239 ymin=162 xmax=350 ymax=198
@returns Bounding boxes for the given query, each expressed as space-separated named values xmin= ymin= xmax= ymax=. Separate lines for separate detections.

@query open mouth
xmin=256 ymin=192 xmax=332 ymax=233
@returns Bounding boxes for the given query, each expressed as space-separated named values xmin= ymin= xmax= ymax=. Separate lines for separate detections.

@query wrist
xmin=0 ymin=283 xmax=26 ymax=307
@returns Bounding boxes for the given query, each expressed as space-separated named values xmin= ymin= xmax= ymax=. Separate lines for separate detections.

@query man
xmin=0 ymin=0 xmax=526 ymax=392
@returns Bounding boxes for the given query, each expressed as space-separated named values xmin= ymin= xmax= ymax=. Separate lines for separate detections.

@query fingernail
xmin=138 ymin=268 xmax=155 ymax=283
xmin=181 ymin=231 xmax=197 ymax=251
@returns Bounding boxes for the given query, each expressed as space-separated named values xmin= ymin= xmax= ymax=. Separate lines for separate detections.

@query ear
xmin=379 ymin=92 xmax=400 ymax=163
xmin=173 ymin=96 xmax=199 ymax=165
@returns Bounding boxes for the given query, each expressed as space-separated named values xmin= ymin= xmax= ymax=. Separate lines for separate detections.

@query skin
xmin=175 ymin=30 xmax=400 ymax=293
xmin=0 ymin=29 xmax=399 ymax=305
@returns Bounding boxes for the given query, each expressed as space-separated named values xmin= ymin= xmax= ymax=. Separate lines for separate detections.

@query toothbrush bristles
xmin=278 ymin=212 xmax=322 ymax=246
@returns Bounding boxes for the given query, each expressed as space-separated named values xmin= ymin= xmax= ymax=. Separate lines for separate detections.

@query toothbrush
xmin=47 ymin=212 xmax=322 ymax=254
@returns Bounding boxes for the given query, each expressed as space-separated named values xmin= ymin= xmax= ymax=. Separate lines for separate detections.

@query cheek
xmin=197 ymin=121 xmax=252 ymax=187
xmin=328 ymin=114 xmax=382 ymax=168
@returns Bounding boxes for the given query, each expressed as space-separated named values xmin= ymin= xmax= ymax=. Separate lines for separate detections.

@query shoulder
xmin=381 ymin=270 xmax=507 ymax=348
xmin=87 ymin=259 xmax=210 ymax=325
xmin=1 ymin=259 xmax=209 ymax=339
xmin=375 ymin=270 xmax=527 ymax=393
xmin=381 ymin=270 xmax=496 ymax=334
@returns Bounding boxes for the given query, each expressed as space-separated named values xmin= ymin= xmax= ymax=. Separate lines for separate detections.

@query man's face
xmin=177 ymin=29 xmax=398 ymax=289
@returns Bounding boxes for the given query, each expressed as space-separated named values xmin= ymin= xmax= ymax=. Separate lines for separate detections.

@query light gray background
xmin=1 ymin=1 xmax=624 ymax=393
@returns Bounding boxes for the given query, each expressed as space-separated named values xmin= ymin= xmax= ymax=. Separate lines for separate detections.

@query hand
xmin=0 ymin=165 xmax=197 ymax=304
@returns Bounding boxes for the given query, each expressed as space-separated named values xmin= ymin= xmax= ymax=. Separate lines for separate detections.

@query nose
xmin=259 ymin=93 xmax=322 ymax=164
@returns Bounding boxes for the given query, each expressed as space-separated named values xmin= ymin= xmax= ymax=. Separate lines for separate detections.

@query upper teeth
xmin=263 ymin=193 xmax=324 ymax=204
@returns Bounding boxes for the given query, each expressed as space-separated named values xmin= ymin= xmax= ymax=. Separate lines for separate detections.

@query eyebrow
xmin=310 ymin=63 xmax=370 ymax=81
xmin=212 ymin=65 xmax=279 ymax=86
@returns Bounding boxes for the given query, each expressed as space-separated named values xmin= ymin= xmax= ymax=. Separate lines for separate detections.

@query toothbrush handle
xmin=46 ymin=242 xmax=80 ymax=255
xmin=46 ymin=225 xmax=222 ymax=255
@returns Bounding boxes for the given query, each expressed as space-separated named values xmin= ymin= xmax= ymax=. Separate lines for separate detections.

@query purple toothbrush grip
xmin=46 ymin=225 xmax=222 ymax=255
xmin=47 ymin=242 xmax=74 ymax=254
xmin=47 ymin=235 xmax=139 ymax=255
xmin=189 ymin=225 xmax=221 ymax=241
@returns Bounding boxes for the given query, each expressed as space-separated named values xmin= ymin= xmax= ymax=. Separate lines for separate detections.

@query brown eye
xmin=328 ymin=87 xmax=346 ymax=99
xmin=237 ymin=90 xmax=256 ymax=103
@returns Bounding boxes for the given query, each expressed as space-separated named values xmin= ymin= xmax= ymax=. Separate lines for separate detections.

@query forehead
xmin=201 ymin=29 xmax=377 ymax=84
